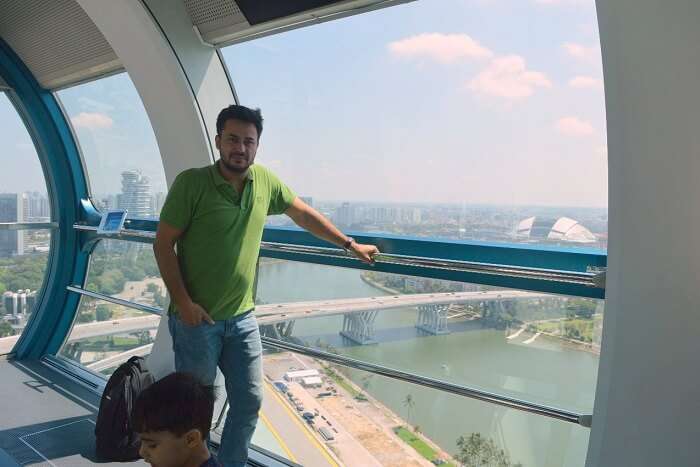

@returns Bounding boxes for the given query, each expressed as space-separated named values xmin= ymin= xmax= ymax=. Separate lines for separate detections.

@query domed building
xmin=515 ymin=216 xmax=597 ymax=244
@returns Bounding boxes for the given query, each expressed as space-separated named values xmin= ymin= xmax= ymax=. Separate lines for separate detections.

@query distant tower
xmin=0 ymin=193 xmax=25 ymax=256
xmin=118 ymin=170 xmax=152 ymax=218
xmin=336 ymin=202 xmax=355 ymax=226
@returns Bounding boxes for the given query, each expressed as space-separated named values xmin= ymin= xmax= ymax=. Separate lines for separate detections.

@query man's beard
xmin=221 ymin=155 xmax=251 ymax=173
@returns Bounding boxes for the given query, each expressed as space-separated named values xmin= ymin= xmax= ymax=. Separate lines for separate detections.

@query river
xmin=256 ymin=260 xmax=598 ymax=467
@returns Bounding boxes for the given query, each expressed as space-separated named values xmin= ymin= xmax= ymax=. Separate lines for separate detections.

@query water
xmin=256 ymin=260 xmax=598 ymax=466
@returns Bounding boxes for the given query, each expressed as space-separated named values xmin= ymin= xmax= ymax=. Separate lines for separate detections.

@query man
xmin=153 ymin=105 xmax=379 ymax=467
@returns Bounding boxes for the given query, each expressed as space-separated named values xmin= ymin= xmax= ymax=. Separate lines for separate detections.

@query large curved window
xmin=222 ymin=0 xmax=607 ymax=250
xmin=221 ymin=1 xmax=606 ymax=465
xmin=57 ymin=73 xmax=167 ymax=219
xmin=59 ymin=239 xmax=164 ymax=372
xmin=0 ymin=92 xmax=52 ymax=353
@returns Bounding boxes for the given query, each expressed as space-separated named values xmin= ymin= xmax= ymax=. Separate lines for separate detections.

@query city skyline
xmin=1 ymin=0 xmax=607 ymax=208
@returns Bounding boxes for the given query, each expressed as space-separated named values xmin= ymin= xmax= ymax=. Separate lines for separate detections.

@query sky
xmin=1 ymin=0 xmax=607 ymax=208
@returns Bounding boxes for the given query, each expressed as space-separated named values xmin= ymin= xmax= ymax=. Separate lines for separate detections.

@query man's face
xmin=138 ymin=430 xmax=198 ymax=467
xmin=215 ymin=118 xmax=259 ymax=174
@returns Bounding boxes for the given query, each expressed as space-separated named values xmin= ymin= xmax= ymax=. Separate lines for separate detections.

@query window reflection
xmin=57 ymin=73 xmax=167 ymax=219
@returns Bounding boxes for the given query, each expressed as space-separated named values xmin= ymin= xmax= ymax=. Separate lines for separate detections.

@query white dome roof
xmin=516 ymin=216 xmax=597 ymax=243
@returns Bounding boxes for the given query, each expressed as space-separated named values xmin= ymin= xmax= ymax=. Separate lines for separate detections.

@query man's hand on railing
xmin=350 ymin=242 xmax=380 ymax=265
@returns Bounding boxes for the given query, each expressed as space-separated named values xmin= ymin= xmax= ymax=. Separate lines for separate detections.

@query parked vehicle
xmin=273 ymin=381 xmax=288 ymax=393
xmin=318 ymin=426 xmax=335 ymax=441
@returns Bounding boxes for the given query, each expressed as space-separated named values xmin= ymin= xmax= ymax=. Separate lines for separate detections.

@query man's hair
xmin=132 ymin=372 xmax=215 ymax=439
xmin=216 ymin=104 xmax=263 ymax=139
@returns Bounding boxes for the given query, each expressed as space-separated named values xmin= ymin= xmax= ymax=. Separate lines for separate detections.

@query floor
xmin=0 ymin=357 xmax=147 ymax=466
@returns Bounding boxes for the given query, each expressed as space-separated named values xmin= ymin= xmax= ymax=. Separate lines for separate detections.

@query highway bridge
xmin=1 ymin=290 xmax=548 ymax=353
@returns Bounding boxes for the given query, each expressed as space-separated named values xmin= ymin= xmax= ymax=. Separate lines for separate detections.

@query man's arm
xmin=153 ymin=221 xmax=214 ymax=325
xmin=285 ymin=197 xmax=379 ymax=264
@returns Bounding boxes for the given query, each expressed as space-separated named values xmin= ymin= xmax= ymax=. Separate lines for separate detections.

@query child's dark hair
xmin=132 ymin=372 xmax=215 ymax=439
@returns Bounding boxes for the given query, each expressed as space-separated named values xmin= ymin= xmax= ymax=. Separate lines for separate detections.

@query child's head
xmin=132 ymin=372 xmax=215 ymax=467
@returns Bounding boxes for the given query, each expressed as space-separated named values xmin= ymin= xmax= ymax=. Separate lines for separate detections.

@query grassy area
xmin=393 ymin=426 xmax=455 ymax=466
xmin=323 ymin=367 xmax=360 ymax=398
xmin=533 ymin=315 xmax=603 ymax=344
xmin=535 ymin=321 xmax=561 ymax=333
xmin=112 ymin=336 xmax=139 ymax=346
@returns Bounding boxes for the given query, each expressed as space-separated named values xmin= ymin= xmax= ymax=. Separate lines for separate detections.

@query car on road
xmin=318 ymin=426 xmax=335 ymax=441
xmin=302 ymin=411 xmax=315 ymax=420
xmin=273 ymin=381 xmax=288 ymax=393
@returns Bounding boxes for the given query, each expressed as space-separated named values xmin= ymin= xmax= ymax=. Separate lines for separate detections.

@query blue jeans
xmin=168 ymin=311 xmax=263 ymax=467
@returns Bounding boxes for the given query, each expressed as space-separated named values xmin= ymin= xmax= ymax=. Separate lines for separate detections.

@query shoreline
xmin=360 ymin=271 xmax=601 ymax=356
xmin=359 ymin=273 xmax=401 ymax=295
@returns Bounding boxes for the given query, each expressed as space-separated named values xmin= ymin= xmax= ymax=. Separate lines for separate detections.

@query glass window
xmin=58 ymin=239 xmax=165 ymax=370
xmin=57 ymin=73 xmax=167 ymax=219
xmin=58 ymin=294 xmax=160 ymax=375
xmin=222 ymin=0 xmax=607 ymax=250
xmin=0 ymin=92 xmax=53 ymax=352
xmin=256 ymin=259 xmax=601 ymax=414
xmin=244 ymin=347 xmax=589 ymax=467
xmin=252 ymin=258 xmax=600 ymax=464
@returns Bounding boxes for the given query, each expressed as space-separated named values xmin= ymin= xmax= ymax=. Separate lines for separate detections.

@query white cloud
xmin=71 ymin=112 xmax=114 ymax=129
xmin=556 ymin=116 xmax=595 ymax=136
xmin=562 ymin=42 xmax=600 ymax=63
xmin=569 ymin=75 xmax=603 ymax=89
xmin=468 ymin=55 xmax=551 ymax=99
xmin=388 ymin=33 xmax=493 ymax=64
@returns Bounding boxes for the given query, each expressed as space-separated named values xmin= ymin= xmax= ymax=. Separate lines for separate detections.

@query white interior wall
xmin=588 ymin=1 xmax=700 ymax=465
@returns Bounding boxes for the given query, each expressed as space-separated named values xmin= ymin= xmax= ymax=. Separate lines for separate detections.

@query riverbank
xmin=264 ymin=351 xmax=456 ymax=466
xmin=359 ymin=273 xmax=402 ymax=295
xmin=361 ymin=271 xmax=601 ymax=356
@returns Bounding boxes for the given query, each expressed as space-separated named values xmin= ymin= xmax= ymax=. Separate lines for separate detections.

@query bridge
xmin=0 ymin=290 xmax=549 ymax=354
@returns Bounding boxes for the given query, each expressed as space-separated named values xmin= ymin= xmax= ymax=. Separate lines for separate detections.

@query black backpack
xmin=95 ymin=356 xmax=154 ymax=461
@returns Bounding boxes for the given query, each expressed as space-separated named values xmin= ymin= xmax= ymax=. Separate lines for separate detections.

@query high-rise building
xmin=335 ymin=202 xmax=355 ymax=226
xmin=0 ymin=193 xmax=25 ymax=256
xmin=118 ymin=170 xmax=152 ymax=218
xmin=2 ymin=292 xmax=17 ymax=316
xmin=2 ymin=290 xmax=36 ymax=316
xmin=152 ymin=192 xmax=166 ymax=217
xmin=25 ymin=191 xmax=50 ymax=221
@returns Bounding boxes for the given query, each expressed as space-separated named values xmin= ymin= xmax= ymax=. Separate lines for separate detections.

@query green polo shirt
xmin=159 ymin=162 xmax=296 ymax=320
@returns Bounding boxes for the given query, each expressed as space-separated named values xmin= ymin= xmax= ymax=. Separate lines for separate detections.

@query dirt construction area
xmin=264 ymin=352 xmax=437 ymax=467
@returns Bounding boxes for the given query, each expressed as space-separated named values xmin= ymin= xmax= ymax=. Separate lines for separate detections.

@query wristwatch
xmin=342 ymin=237 xmax=355 ymax=251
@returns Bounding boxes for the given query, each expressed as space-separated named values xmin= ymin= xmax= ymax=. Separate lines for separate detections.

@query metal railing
xmin=66 ymin=285 xmax=162 ymax=315
xmin=65 ymin=283 xmax=593 ymax=427
xmin=73 ymin=224 xmax=605 ymax=290
xmin=0 ymin=221 xmax=58 ymax=230
xmin=262 ymin=242 xmax=602 ymax=288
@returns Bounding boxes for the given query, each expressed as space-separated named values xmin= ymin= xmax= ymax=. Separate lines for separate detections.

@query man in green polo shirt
xmin=153 ymin=105 xmax=378 ymax=467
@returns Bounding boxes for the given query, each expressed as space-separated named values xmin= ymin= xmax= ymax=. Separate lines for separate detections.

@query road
xmin=0 ymin=290 xmax=546 ymax=354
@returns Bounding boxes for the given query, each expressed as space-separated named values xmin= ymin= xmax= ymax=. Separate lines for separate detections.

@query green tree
xmin=0 ymin=320 xmax=14 ymax=337
xmin=455 ymin=433 xmax=522 ymax=467
xmin=361 ymin=374 xmax=373 ymax=394
xmin=402 ymin=394 xmax=415 ymax=425
xmin=76 ymin=308 xmax=96 ymax=323
xmin=96 ymin=304 xmax=112 ymax=322
xmin=566 ymin=298 xmax=596 ymax=320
